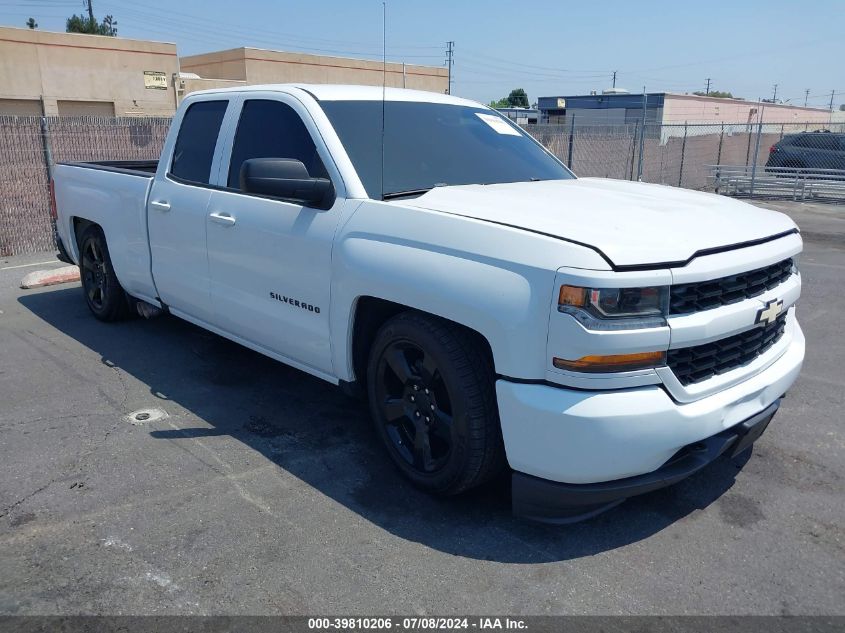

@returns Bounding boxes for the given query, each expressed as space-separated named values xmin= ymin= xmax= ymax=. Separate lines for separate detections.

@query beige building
xmin=180 ymin=47 xmax=449 ymax=95
xmin=660 ymin=93 xmax=832 ymax=126
xmin=0 ymin=26 xmax=179 ymax=116
xmin=539 ymin=91 xmax=833 ymax=129
xmin=0 ymin=28 xmax=450 ymax=117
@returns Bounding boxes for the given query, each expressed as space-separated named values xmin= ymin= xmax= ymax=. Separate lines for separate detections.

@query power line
xmin=103 ymin=3 xmax=441 ymax=60
xmin=103 ymin=0 xmax=441 ymax=54
xmin=621 ymin=35 xmax=837 ymax=74
xmin=458 ymin=47 xmax=610 ymax=74
xmin=8 ymin=0 xmax=837 ymax=105
xmin=457 ymin=57 xmax=608 ymax=81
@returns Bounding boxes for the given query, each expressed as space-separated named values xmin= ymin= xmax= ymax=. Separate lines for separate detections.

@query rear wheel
xmin=78 ymin=225 xmax=130 ymax=321
xmin=366 ymin=311 xmax=505 ymax=495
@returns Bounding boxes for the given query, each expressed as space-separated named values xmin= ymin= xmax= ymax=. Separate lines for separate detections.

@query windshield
xmin=319 ymin=100 xmax=574 ymax=199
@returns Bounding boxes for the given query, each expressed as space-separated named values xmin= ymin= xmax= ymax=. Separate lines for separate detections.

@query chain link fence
xmin=524 ymin=119 xmax=845 ymax=198
xmin=0 ymin=115 xmax=843 ymax=256
xmin=0 ymin=116 xmax=171 ymax=256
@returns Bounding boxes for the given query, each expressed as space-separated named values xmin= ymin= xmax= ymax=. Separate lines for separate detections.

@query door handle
xmin=150 ymin=200 xmax=171 ymax=211
xmin=209 ymin=212 xmax=236 ymax=227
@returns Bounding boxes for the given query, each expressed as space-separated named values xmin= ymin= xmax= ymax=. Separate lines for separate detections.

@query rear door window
xmin=811 ymin=135 xmax=838 ymax=150
xmin=793 ymin=134 xmax=838 ymax=150
xmin=170 ymin=100 xmax=228 ymax=185
xmin=227 ymin=99 xmax=328 ymax=189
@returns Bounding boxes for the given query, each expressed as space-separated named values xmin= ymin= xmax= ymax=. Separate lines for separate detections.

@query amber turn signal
xmin=553 ymin=351 xmax=666 ymax=373
xmin=558 ymin=284 xmax=587 ymax=307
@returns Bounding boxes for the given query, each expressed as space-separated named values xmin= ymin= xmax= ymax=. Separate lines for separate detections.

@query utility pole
xmin=612 ymin=71 xmax=617 ymax=89
xmin=771 ymin=84 xmax=778 ymax=102
xmin=804 ymin=89 xmax=810 ymax=107
xmin=86 ymin=0 xmax=94 ymax=23
xmin=705 ymin=78 xmax=711 ymax=96
xmin=445 ymin=41 xmax=454 ymax=95
xmin=830 ymin=90 xmax=836 ymax=124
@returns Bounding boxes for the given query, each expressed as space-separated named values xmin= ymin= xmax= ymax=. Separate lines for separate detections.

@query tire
xmin=78 ymin=224 xmax=130 ymax=321
xmin=366 ymin=311 xmax=505 ymax=495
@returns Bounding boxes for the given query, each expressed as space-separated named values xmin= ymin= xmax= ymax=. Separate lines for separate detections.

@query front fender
xmin=329 ymin=201 xmax=609 ymax=381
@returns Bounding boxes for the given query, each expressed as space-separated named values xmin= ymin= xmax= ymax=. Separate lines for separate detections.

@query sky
xmin=1 ymin=0 xmax=842 ymax=109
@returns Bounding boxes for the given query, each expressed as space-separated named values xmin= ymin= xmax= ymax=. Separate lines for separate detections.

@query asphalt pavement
xmin=0 ymin=199 xmax=842 ymax=615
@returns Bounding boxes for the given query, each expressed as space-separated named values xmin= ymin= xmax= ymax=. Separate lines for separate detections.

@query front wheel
xmin=78 ymin=225 xmax=130 ymax=321
xmin=366 ymin=312 xmax=505 ymax=495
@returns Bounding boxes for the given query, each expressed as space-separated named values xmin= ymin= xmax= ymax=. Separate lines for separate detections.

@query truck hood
xmin=399 ymin=178 xmax=798 ymax=268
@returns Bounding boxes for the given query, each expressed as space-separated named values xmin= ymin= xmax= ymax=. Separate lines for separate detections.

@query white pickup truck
xmin=52 ymin=85 xmax=804 ymax=523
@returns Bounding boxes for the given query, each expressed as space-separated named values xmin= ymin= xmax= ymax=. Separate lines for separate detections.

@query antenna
xmin=380 ymin=1 xmax=386 ymax=201
xmin=446 ymin=41 xmax=455 ymax=95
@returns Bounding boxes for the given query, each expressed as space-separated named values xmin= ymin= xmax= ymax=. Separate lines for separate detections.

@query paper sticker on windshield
xmin=475 ymin=112 xmax=521 ymax=136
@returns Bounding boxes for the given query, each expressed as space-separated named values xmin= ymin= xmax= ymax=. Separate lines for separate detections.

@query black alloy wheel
xmin=81 ymin=235 xmax=108 ymax=311
xmin=374 ymin=339 xmax=454 ymax=474
xmin=367 ymin=312 xmax=505 ymax=495
xmin=78 ymin=225 xmax=130 ymax=321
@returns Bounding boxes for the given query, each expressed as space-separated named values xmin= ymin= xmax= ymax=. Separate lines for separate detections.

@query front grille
xmin=668 ymin=313 xmax=788 ymax=386
xmin=670 ymin=258 xmax=793 ymax=315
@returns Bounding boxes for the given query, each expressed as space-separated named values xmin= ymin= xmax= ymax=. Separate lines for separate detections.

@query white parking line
xmin=0 ymin=260 xmax=60 ymax=271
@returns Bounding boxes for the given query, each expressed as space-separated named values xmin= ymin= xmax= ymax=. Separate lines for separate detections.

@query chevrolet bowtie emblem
xmin=756 ymin=299 xmax=784 ymax=326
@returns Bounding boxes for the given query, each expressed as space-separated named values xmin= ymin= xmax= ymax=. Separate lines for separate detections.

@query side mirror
xmin=240 ymin=158 xmax=332 ymax=206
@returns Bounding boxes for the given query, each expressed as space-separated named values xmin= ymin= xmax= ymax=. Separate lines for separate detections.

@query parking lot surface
xmin=0 ymin=200 xmax=843 ymax=615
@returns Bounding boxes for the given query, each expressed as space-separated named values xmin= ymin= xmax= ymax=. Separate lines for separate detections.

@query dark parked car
xmin=766 ymin=131 xmax=845 ymax=172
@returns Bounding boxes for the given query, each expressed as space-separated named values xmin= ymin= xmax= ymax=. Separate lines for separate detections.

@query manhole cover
xmin=124 ymin=408 xmax=169 ymax=425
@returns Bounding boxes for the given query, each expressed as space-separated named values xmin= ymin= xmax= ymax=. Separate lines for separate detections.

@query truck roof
xmin=187 ymin=83 xmax=481 ymax=107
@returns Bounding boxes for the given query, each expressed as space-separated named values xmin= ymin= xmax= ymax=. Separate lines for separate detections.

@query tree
xmin=489 ymin=89 xmax=530 ymax=109
xmin=693 ymin=90 xmax=734 ymax=99
xmin=839 ymin=104 xmax=845 ymax=111
xmin=100 ymin=14 xmax=118 ymax=36
xmin=507 ymin=88 xmax=529 ymax=108
xmin=26 ymin=17 xmax=38 ymax=29
xmin=66 ymin=13 xmax=118 ymax=36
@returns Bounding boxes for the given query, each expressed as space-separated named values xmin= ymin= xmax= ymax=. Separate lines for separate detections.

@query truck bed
xmin=53 ymin=160 xmax=159 ymax=304
xmin=59 ymin=160 xmax=158 ymax=177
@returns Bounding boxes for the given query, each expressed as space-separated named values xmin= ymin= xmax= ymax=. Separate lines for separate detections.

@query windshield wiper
xmin=382 ymin=187 xmax=434 ymax=201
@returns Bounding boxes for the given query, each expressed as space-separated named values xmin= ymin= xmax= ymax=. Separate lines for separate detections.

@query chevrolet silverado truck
xmin=52 ymin=85 xmax=805 ymax=523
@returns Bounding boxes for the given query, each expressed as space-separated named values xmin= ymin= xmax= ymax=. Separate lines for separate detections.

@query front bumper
xmin=497 ymin=319 xmax=804 ymax=521
xmin=513 ymin=399 xmax=779 ymax=523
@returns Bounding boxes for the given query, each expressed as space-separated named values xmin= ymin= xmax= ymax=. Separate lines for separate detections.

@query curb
xmin=20 ymin=265 xmax=80 ymax=289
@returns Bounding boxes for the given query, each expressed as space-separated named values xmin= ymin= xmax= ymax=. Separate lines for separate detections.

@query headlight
xmin=558 ymin=284 xmax=669 ymax=330
xmin=790 ymin=255 xmax=800 ymax=275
